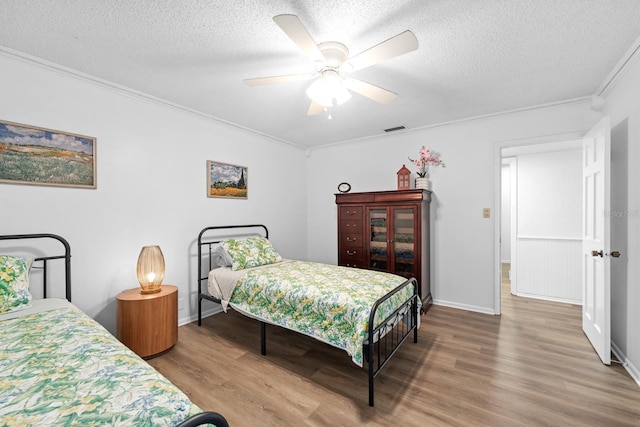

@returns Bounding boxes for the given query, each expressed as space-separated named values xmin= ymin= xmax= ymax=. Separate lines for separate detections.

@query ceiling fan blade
xmin=244 ymin=73 xmax=316 ymax=86
xmin=344 ymin=78 xmax=398 ymax=105
xmin=307 ymin=101 xmax=325 ymax=116
xmin=273 ymin=14 xmax=325 ymax=63
xmin=345 ymin=30 xmax=418 ymax=72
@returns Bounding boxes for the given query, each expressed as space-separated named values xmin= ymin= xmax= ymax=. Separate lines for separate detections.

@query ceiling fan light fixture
xmin=305 ymin=70 xmax=351 ymax=107
xmin=248 ymin=15 xmax=418 ymax=114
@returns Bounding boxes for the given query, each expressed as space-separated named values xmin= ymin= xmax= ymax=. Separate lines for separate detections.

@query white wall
xmin=0 ymin=53 xmax=308 ymax=333
xmin=601 ymin=54 xmax=640 ymax=385
xmin=513 ymin=149 xmax=582 ymax=303
xmin=307 ymin=103 xmax=601 ymax=314
xmin=516 ymin=149 xmax=582 ymax=238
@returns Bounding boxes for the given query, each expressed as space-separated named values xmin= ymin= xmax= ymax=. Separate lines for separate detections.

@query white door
xmin=582 ymin=116 xmax=611 ymax=365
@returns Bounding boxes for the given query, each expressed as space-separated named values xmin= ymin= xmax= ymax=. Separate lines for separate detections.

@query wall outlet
xmin=178 ymin=297 xmax=185 ymax=312
xmin=483 ymin=208 xmax=491 ymax=218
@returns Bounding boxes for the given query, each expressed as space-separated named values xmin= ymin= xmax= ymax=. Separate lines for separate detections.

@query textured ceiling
xmin=1 ymin=0 xmax=640 ymax=148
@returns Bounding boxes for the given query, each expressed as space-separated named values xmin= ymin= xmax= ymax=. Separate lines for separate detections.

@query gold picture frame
xmin=0 ymin=119 xmax=96 ymax=189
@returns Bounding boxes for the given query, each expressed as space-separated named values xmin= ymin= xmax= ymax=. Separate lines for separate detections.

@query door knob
xmin=611 ymin=251 xmax=621 ymax=258
xmin=591 ymin=250 xmax=603 ymax=257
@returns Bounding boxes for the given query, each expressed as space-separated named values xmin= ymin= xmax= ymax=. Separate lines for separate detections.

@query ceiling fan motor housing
xmin=317 ymin=41 xmax=349 ymax=69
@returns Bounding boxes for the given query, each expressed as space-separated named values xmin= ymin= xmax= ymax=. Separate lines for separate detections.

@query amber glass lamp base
xmin=136 ymin=245 xmax=165 ymax=295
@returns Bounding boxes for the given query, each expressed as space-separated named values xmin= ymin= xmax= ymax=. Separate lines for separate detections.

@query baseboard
xmin=515 ymin=292 xmax=581 ymax=305
xmin=432 ymin=299 xmax=496 ymax=315
xmin=178 ymin=306 xmax=222 ymax=327
xmin=612 ymin=341 xmax=640 ymax=389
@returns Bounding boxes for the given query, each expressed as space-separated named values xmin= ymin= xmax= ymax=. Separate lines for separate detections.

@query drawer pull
xmin=346 ymin=210 xmax=357 ymax=215
xmin=346 ymin=237 xmax=357 ymax=242
xmin=346 ymin=250 xmax=357 ymax=256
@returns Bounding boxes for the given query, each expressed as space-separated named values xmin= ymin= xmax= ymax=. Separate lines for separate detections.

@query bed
xmin=0 ymin=233 xmax=228 ymax=427
xmin=197 ymin=224 xmax=420 ymax=407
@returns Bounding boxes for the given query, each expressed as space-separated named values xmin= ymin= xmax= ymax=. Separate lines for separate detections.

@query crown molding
xmin=596 ymin=33 xmax=640 ymax=98
xmin=0 ymin=45 xmax=306 ymax=150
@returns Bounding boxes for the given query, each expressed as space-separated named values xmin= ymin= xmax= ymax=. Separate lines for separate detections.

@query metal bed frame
xmin=197 ymin=224 xmax=419 ymax=406
xmin=0 ymin=233 xmax=229 ymax=427
xmin=0 ymin=233 xmax=72 ymax=302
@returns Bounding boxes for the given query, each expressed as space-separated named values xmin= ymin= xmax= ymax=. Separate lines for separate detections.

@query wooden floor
xmin=149 ymin=267 xmax=640 ymax=426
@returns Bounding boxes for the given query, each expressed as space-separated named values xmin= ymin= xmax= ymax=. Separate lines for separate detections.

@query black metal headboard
xmin=0 ymin=233 xmax=71 ymax=302
xmin=196 ymin=224 xmax=268 ymax=324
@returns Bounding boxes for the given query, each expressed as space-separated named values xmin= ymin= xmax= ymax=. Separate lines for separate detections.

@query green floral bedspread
xmin=229 ymin=261 xmax=416 ymax=367
xmin=0 ymin=306 xmax=200 ymax=426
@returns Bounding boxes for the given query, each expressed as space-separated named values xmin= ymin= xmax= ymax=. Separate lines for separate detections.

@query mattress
xmin=209 ymin=260 xmax=417 ymax=367
xmin=0 ymin=299 xmax=201 ymax=426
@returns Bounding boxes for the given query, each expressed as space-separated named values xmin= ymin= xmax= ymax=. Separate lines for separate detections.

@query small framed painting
xmin=0 ymin=119 xmax=96 ymax=189
xmin=207 ymin=160 xmax=248 ymax=199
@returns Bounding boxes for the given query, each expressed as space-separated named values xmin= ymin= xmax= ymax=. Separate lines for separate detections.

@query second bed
xmin=197 ymin=224 xmax=420 ymax=406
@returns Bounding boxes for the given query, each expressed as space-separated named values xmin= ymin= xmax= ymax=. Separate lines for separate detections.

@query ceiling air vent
xmin=384 ymin=126 xmax=406 ymax=132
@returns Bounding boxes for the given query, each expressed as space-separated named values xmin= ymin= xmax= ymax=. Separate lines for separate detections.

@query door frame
xmin=493 ymin=131 xmax=586 ymax=314
xmin=502 ymin=157 xmax=518 ymax=295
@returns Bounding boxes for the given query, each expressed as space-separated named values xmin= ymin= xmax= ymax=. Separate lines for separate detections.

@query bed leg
xmin=369 ymin=371 xmax=374 ymax=407
xmin=197 ymin=296 xmax=202 ymax=327
xmin=368 ymin=339 xmax=374 ymax=406
xmin=414 ymin=301 xmax=418 ymax=343
xmin=260 ymin=322 xmax=266 ymax=356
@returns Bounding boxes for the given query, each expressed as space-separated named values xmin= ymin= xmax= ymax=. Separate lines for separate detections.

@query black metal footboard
xmin=366 ymin=277 xmax=419 ymax=406
xmin=175 ymin=411 xmax=229 ymax=427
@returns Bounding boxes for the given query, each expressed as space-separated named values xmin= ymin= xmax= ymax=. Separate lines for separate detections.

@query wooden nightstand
xmin=116 ymin=285 xmax=178 ymax=359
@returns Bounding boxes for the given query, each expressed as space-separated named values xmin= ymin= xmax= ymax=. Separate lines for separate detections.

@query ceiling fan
xmin=244 ymin=14 xmax=419 ymax=116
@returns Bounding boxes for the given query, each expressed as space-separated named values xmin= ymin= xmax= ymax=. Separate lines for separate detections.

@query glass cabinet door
xmin=393 ymin=208 xmax=416 ymax=278
xmin=368 ymin=209 xmax=388 ymax=271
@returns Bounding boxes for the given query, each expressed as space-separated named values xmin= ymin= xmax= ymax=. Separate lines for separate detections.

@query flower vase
xmin=415 ymin=177 xmax=431 ymax=190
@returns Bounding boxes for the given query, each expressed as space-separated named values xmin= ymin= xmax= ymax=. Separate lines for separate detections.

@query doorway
xmin=494 ymin=134 xmax=585 ymax=314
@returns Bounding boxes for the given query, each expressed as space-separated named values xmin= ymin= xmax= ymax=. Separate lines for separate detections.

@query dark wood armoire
xmin=335 ymin=189 xmax=432 ymax=308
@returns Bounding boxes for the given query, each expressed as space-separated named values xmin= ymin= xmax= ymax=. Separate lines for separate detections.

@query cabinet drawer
xmin=340 ymin=260 xmax=364 ymax=268
xmin=340 ymin=247 xmax=364 ymax=268
xmin=340 ymin=220 xmax=362 ymax=233
xmin=340 ymin=206 xmax=363 ymax=219
xmin=340 ymin=233 xmax=363 ymax=248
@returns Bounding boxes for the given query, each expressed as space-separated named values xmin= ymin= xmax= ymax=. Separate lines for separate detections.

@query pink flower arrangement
xmin=409 ymin=146 xmax=446 ymax=177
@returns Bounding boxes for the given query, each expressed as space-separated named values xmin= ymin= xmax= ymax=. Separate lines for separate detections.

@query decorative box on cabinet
xmin=336 ymin=189 xmax=432 ymax=308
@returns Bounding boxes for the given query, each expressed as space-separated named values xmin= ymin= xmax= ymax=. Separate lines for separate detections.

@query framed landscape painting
xmin=207 ymin=160 xmax=248 ymax=199
xmin=0 ymin=120 xmax=96 ymax=189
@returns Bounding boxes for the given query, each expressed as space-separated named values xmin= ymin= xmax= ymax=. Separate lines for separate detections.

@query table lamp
xmin=136 ymin=245 xmax=165 ymax=294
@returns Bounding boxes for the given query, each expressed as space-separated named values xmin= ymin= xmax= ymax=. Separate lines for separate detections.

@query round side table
xmin=116 ymin=285 xmax=178 ymax=359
